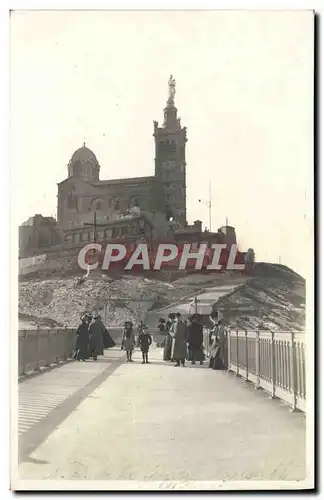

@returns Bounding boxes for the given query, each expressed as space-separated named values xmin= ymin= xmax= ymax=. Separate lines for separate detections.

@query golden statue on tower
xmin=167 ymin=75 xmax=176 ymax=106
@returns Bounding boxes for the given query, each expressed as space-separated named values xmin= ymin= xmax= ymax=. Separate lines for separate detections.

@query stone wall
xmin=19 ymin=216 xmax=62 ymax=258
xmin=57 ymin=176 xmax=157 ymax=228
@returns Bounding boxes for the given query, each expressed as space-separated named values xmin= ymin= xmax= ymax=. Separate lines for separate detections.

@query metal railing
xmin=227 ymin=330 xmax=306 ymax=412
xmin=19 ymin=328 xmax=75 ymax=376
xmin=18 ymin=327 xmax=132 ymax=376
xmin=18 ymin=327 xmax=166 ymax=376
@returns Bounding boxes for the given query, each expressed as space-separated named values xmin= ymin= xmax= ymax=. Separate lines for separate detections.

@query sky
xmin=10 ymin=10 xmax=313 ymax=277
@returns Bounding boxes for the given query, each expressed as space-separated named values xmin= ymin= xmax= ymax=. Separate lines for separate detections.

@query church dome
xmin=67 ymin=142 xmax=100 ymax=181
xmin=70 ymin=144 xmax=99 ymax=165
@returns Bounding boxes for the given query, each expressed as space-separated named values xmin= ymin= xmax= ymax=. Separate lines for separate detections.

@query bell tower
xmin=153 ymin=75 xmax=187 ymax=226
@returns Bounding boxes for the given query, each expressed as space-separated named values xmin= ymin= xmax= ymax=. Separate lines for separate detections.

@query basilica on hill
xmin=19 ymin=76 xmax=237 ymax=258
xmin=57 ymin=76 xmax=187 ymax=231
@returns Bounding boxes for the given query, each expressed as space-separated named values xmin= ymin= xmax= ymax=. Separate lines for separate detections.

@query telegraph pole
xmin=198 ymin=181 xmax=212 ymax=232
xmin=84 ymin=211 xmax=114 ymax=243
xmin=84 ymin=211 xmax=97 ymax=243
xmin=194 ymin=296 xmax=198 ymax=315
xmin=83 ymin=211 xmax=109 ymax=273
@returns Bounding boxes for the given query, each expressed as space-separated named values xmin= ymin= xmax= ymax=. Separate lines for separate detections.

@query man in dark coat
xmin=88 ymin=315 xmax=105 ymax=361
xmin=188 ymin=315 xmax=205 ymax=365
xmin=163 ymin=313 xmax=175 ymax=361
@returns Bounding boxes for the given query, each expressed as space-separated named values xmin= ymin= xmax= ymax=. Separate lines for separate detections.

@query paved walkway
xmin=17 ymin=347 xmax=306 ymax=485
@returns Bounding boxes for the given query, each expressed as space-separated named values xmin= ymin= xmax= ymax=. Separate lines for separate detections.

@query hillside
xmin=215 ymin=263 xmax=305 ymax=331
xmin=19 ymin=274 xmax=210 ymax=328
xmin=18 ymin=263 xmax=305 ymax=331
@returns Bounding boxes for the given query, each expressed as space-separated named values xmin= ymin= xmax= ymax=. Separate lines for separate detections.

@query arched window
xmin=73 ymin=160 xmax=81 ymax=176
xmin=109 ymin=197 xmax=122 ymax=211
xmin=91 ymin=198 xmax=104 ymax=211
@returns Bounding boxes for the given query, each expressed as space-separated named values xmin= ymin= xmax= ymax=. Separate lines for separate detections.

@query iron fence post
xmin=236 ymin=330 xmax=239 ymax=377
xmin=20 ymin=330 xmax=27 ymax=376
xmin=227 ymin=330 xmax=231 ymax=372
xmin=44 ymin=329 xmax=51 ymax=367
xmin=245 ymin=330 xmax=249 ymax=382
xmin=270 ymin=331 xmax=276 ymax=399
xmin=35 ymin=327 xmax=41 ymax=371
xmin=290 ymin=332 xmax=298 ymax=412
xmin=255 ymin=331 xmax=260 ymax=389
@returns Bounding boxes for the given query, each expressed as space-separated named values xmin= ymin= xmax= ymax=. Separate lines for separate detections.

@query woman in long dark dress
xmin=88 ymin=314 xmax=105 ymax=361
xmin=74 ymin=315 xmax=90 ymax=361
xmin=187 ymin=316 xmax=205 ymax=365
xmin=102 ymin=327 xmax=116 ymax=349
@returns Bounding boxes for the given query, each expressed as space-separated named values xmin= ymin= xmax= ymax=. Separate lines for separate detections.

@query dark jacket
xmin=88 ymin=318 xmax=105 ymax=355
xmin=170 ymin=320 xmax=188 ymax=360
xmin=188 ymin=322 xmax=203 ymax=349
xmin=138 ymin=332 xmax=152 ymax=352
xmin=75 ymin=322 xmax=90 ymax=359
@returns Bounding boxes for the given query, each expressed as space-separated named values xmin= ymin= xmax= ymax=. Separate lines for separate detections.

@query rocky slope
xmin=215 ymin=263 xmax=305 ymax=331
xmin=18 ymin=274 xmax=209 ymax=328
xmin=18 ymin=264 xmax=305 ymax=331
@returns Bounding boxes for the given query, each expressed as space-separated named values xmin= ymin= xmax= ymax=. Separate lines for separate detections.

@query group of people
xmin=158 ymin=311 xmax=228 ymax=370
xmin=75 ymin=315 xmax=153 ymax=364
xmin=74 ymin=308 xmax=227 ymax=369
xmin=121 ymin=321 xmax=153 ymax=364
xmin=158 ymin=312 xmax=205 ymax=367
xmin=74 ymin=312 xmax=115 ymax=361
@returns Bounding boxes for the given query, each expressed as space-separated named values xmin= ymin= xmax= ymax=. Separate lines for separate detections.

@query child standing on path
xmin=138 ymin=328 xmax=153 ymax=364
xmin=122 ymin=321 xmax=136 ymax=362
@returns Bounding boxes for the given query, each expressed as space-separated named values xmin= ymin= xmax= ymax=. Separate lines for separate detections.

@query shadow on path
xmin=19 ymin=355 xmax=125 ymax=463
